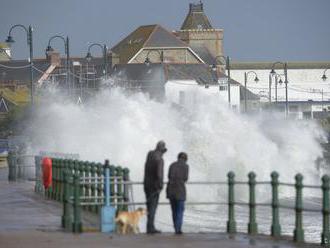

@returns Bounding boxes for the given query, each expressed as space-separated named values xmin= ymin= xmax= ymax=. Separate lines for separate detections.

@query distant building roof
xmin=111 ymin=25 xmax=189 ymax=64
xmin=189 ymin=44 xmax=217 ymax=65
xmin=0 ymin=43 xmax=11 ymax=61
xmin=181 ymin=2 xmax=213 ymax=30
xmin=0 ymin=60 xmax=49 ymax=82
xmin=231 ymin=61 xmax=330 ymax=70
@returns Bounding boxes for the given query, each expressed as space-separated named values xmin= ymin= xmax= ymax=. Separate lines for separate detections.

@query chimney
xmin=46 ymin=50 xmax=61 ymax=66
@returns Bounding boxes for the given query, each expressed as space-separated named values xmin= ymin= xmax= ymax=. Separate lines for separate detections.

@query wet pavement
xmin=0 ymin=167 xmax=322 ymax=247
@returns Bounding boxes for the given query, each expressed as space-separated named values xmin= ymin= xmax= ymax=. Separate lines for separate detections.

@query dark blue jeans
xmin=170 ymin=199 xmax=185 ymax=233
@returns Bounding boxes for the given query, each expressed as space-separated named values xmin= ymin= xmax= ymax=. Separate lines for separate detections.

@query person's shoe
xmin=147 ymin=229 xmax=161 ymax=234
xmin=175 ymin=231 xmax=183 ymax=235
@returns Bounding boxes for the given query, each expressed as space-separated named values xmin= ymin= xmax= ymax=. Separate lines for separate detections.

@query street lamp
xmin=46 ymin=35 xmax=70 ymax=90
xmin=270 ymin=62 xmax=288 ymax=117
xmin=6 ymin=24 xmax=34 ymax=104
xmin=144 ymin=50 xmax=165 ymax=97
xmin=244 ymin=71 xmax=259 ymax=113
xmin=322 ymin=68 xmax=328 ymax=81
xmin=212 ymin=55 xmax=231 ymax=105
xmin=85 ymin=43 xmax=108 ymax=80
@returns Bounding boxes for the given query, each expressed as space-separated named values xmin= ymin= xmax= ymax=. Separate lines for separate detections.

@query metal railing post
xmin=83 ymin=161 xmax=90 ymax=211
xmin=110 ymin=165 xmax=115 ymax=204
xmin=72 ymin=174 xmax=82 ymax=233
xmin=116 ymin=167 xmax=124 ymax=212
xmin=62 ymin=171 xmax=72 ymax=231
xmin=271 ymin=171 xmax=281 ymax=237
xmin=227 ymin=171 xmax=236 ymax=233
xmin=90 ymin=163 xmax=97 ymax=213
xmin=322 ymin=175 xmax=330 ymax=245
xmin=123 ymin=168 xmax=130 ymax=211
xmin=51 ymin=158 xmax=57 ymax=200
xmin=248 ymin=172 xmax=258 ymax=234
xmin=293 ymin=173 xmax=304 ymax=242
xmin=97 ymin=163 xmax=104 ymax=213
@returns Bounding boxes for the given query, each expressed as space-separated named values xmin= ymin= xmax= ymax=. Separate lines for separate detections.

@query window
xmin=219 ymin=85 xmax=227 ymax=91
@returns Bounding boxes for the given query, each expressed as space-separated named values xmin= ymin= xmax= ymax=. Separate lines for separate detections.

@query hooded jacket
xmin=143 ymin=141 xmax=166 ymax=194
xmin=166 ymin=159 xmax=189 ymax=201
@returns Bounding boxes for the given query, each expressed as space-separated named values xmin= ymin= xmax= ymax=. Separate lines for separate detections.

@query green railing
xmin=35 ymin=157 xmax=330 ymax=245
xmin=35 ymin=157 xmax=130 ymax=232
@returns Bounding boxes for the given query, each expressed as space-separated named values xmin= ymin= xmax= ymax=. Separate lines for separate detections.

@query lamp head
xmin=278 ymin=78 xmax=283 ymax=85
xmin=322 ymin=74 xmax=327 ymax=81
xmin=5 ymin=35 xmax=14 ymax=44
xmin=46 ymin=45 xmax=53 ymax=53
xmin=85 ymin=52 xmax=92 ymax=62
xmin=254 ymin=76 xmax=259 ymax=83
xmin=270 ymin=68 xmax=276 ymax=76
xmin=144 ymin=57 xmax=151 ymax=66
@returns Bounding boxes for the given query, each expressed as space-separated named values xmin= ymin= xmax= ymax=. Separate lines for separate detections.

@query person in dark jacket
xmin=166 ymin=152 xmax=189 ymax=234
xmin=143 ymin=140 xmax=167 ymax=234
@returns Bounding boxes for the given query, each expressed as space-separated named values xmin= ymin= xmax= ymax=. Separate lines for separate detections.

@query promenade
xmin=0 ymin=167 xmax=322 ymax=248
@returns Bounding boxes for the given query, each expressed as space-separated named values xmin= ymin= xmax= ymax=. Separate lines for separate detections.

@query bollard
xmin=123 ymin=168 xmax=130 ymax=211
xmin=72 ymin=174 xmax=82 ymax=233
xmin=100 ymin=160 xmax=116 ymax=232
xmin=293 ymin=173 xmax=304 ymax=242
xmin=248 ymin=172 xmax=258 ymax=234
xmin=271 ymin=171 xmax=281 ymax=237
xmin=116 ymin=167 xmax=124 ymax=212
xmin=110 ymin=165 xmax=115 ymax=204
xmin=227 ymin=171 xmax=236 ymax=233
xmin=62 ymin=171 xmax=72 ymax=231
xmin=322 ymin=175 xmax=330 ymax=245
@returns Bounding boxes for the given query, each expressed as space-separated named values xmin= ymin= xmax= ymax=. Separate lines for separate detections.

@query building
xmin=230 ymin=61 xmax=330 ymax=118
xmin=110 ymin=2 xmax=248 ymax=110
xmin=0 ymin=43 xmax=11 ymax=61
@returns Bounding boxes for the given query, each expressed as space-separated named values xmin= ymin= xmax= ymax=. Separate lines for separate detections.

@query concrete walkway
xmin=0 ymin=168 xmax=322 ymax=248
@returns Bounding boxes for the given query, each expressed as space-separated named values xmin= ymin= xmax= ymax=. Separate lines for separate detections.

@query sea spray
xmin=24 ymin=85 xmax=326 ymax=203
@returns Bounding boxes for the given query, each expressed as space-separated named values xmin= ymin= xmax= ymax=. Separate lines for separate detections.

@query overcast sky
xmin=0 ymin=0 xmax=329 ymax=61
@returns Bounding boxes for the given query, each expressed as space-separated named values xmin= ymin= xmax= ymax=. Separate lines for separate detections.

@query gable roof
xmin=111 ymin=25 xmax=189 ymax=64
xmin=189 ymin=44 xmax=217 ymax=65
xmin=181 ymin=3 xmax=213 ymax=30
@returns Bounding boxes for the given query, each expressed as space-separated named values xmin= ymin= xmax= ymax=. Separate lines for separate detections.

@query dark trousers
xmin=170 ymin=199 xmax=185 ymax=233
xmin=146 ymin=191 xmax=160 ymax=232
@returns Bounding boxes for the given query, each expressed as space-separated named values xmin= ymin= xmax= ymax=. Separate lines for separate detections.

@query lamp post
xmin=270 ymin=62 xmax=288 ymax=117
xmin=244 ymin=71 xmax=259 ymax=113
xmin=273 ymin=74 xmax=284 ymax=103
xmin=6 ymin=24 xmax=34 ymax=104
xmin=212 ymin=56 xmax=231 ymax=105
xmin=46 ymin=35 xmax=70 ymax=91
xmin=144 ymin=50 xmax=165 ymax=99
xmin=85 ymin=43 xmax=108 ymax=80
xmin=322 ymin=69 xmax=329 ymax=81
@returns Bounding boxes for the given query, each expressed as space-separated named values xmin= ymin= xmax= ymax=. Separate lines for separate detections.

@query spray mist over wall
xmin=25 ymin=83 xmax=326 ymax=198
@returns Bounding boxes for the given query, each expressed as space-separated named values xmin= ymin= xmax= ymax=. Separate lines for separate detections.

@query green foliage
xmin=0 ymin=106 xmax=27 ymax=137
